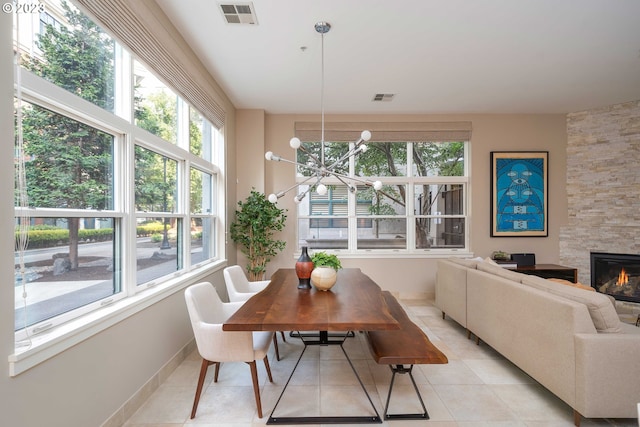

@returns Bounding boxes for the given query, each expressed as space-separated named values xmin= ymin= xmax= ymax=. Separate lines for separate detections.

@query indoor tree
xmin=230 ymin=190 xmax=287 ymax=281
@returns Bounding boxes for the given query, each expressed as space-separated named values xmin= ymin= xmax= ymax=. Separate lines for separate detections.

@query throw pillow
xmin=547 ymin=277 xmax=595 ymax=292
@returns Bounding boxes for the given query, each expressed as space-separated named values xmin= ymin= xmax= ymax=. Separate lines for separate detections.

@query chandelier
xmin=266 ymin=21 xmax=382 ymax=204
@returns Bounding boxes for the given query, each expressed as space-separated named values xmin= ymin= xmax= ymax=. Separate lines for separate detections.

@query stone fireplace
xmin=591 ymin=252 xmax=640 ymax=304
xmin=559 ymin=100 xmax=640 ymax=294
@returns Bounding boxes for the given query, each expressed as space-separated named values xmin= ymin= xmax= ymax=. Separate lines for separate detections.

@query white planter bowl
xmin=311 ymin=267 xmax=338 ymax=291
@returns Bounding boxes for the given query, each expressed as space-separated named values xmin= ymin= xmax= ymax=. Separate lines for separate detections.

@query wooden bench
xmin=366 ymin=291 xmax=448 ymax=420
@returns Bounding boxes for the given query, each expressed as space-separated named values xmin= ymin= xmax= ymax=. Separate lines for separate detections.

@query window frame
xmin=12 ymin=53 xmax=224 ymax=367
xmin=295 ymin=139 xmax=471 ymax=256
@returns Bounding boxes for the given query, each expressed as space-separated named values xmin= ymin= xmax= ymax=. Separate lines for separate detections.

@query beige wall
xmin=235 ymin=109 xmax=266 ymax=198
xmin=231 ymin=109 xmax=266 ymax=270
xmin=236 ymin=112 xmax=568 ymax=297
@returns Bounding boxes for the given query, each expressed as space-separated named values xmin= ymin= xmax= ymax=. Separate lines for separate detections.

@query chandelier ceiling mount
xmin=266 ymin=21 xmax=382 ymax=204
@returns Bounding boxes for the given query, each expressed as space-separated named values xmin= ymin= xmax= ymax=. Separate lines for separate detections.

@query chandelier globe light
xmin=266 ymin=21 xmax=382 ymax=204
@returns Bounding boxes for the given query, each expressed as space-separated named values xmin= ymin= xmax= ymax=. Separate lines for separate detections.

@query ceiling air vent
xmin=372 ymin=93 xmax=395 ymax=102
xmin=219 ymin=2 xmax=258 ymax=25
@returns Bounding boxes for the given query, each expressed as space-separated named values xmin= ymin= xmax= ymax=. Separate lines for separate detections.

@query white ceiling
xmin=156 ymin=0 xmax=640 ymax=115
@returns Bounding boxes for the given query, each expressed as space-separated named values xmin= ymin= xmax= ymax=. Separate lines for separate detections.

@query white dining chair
xmin=223 ymin=265 xmax=271 ymax=302
xmin=184 ymin=282 xmax=274 ymax=419
xmin=224 ymin=265 xmax=286 ymax=360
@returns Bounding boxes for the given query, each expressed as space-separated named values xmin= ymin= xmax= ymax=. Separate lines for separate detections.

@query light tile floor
xmin=124 ymin=299 xmax=638 ymax=426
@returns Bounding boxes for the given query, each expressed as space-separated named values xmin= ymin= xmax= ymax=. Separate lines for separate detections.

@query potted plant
xmin=310 ymin=251 xmax=342 ymax=291
xmin=230 ymin=189 xmax=287 ymax=281
xmin=491 ymin=250 xmax=510 ymax=261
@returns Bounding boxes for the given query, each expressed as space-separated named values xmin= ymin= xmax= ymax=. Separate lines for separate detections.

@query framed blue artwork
xmin=491 ymin=151 xmax=548 ymax=237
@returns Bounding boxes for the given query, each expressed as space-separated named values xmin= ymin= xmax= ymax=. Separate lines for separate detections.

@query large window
xmin=25 ymin=0 xmax=115 ymax=113
xmin=134 ymin=60 xmax=178 ymax=144
xmin=13 ymin=0 xmax=223 ymax=343
xmin=296 ymin=136 xmax=469 ymax=253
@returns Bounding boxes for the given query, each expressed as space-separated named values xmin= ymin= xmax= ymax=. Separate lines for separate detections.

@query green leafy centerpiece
xmin=310 ymin=251 xmax=341 ymax=291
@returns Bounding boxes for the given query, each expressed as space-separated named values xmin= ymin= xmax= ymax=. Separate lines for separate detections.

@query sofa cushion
xmin=476 ymin=261 xmax=526 ymax=283
xmin=521 ymin=276 xmax=621 ymax=333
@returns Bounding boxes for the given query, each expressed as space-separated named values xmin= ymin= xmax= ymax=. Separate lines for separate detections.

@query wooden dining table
xmin=223 ymin=267 xmax=401 ymax=424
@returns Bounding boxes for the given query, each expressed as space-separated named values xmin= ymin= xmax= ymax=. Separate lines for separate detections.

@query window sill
xmin=302 ymin=249 xmax=473 ymax=258
xmin=9 ymin=260 xmax=225 ymax=376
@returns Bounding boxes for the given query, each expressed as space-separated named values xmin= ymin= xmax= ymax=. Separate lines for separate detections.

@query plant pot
xmin=311 ymin=267 xmax=337 ymax=291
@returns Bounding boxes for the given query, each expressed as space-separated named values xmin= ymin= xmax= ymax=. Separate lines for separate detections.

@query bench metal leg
xmin=383 ymin=364 xmax=429 ymax=420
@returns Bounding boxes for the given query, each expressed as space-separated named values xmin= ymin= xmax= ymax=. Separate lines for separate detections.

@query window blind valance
xmin=294 ymin=122 xmax=472 ymax=142
xmin=74 ymin=0 xmax=226 ymax=129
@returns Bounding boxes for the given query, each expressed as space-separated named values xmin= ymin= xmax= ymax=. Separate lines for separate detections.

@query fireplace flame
xmin=616 ymin=268 xmax=629 ymax=286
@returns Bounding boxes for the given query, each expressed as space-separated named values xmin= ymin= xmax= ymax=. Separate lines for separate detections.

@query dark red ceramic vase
xmin=295 ymin=246 xmax=313 ymax=289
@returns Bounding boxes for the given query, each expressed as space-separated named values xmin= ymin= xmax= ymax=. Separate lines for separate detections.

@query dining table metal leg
xmin=267 ymin=330 xmax=382 ymax=425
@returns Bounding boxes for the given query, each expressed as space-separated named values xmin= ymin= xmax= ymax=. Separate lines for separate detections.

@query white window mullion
xmin=406 ymin=143 xmax=416 ymax=250
xmin=176 ymin=99 xmax=189 ymax=151
xmin=182 ymin=159 xmax=191 ymax=269
xmin=405 ymin=216 xmax=415 ymax=251
xmin=407 ymin=142 xmax=414 ymax=180
xmin=346 ymin=183 xmax=355 ymax=253
xmin=464 ymin=142 xmax=471 ymax=251
xmin=123 ymin=133 xmax=137 ymax=296
xmin=114 ymin=46 xmax=136 ymax=296
xmin=346 ymin=146 xmax=356 ymax=252
xmin=405 ymin=183 xmax=415 ymax=250
xmin=202 ymin=121 xmax=213 ymax=163
xmin=212 ymin=126 xmax=224 ymax=261
xmin=114 ymin=44 xmax=132 ymax=121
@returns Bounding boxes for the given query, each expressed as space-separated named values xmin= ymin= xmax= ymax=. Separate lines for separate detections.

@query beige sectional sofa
xmin=435 ymin=258 xmax=640 ymax=426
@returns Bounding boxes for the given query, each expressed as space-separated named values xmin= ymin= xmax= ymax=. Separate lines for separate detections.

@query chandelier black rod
xmin=320 ymin=22 xmax=327 ymax=166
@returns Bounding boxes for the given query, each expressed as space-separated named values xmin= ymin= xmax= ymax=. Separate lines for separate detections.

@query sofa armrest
xmin=435 ymin=260 xmax=468 ymax=327
xmin=574 ymin=331 xmax=640 ymax=418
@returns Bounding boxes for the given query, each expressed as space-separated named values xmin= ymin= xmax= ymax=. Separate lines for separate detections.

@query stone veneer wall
xmin=560 ymin=100 xmax=640 ymax=284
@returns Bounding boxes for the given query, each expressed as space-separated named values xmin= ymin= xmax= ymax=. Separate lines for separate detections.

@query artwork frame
xmin=491 ymin=151 xmax=548 ymax=237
